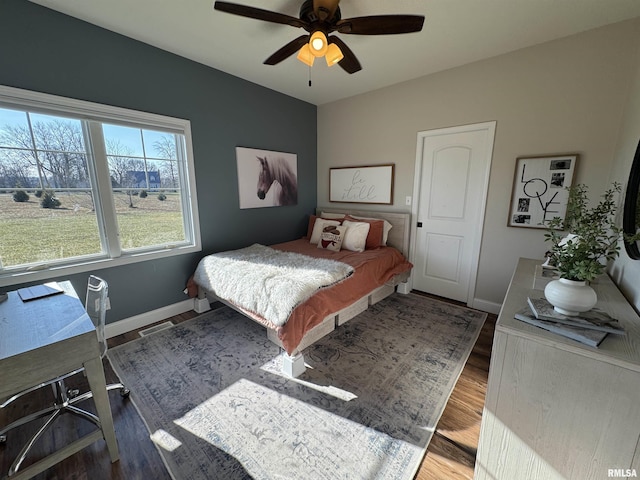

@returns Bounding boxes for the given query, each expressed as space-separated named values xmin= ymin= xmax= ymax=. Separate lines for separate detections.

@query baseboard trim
xmin=472 ymin=297 xmax=501 ymax=315
xmin=105 ymin=298 xmax=194 ymax=339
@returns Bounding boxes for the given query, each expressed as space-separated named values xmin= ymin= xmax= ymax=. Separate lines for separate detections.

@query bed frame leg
xmin=281 ymin=352 xmax=306 ymax=377
xmin=397 ymin=281 xmax=411 ymax=294
xmin=194 ymin=297 xmax=211 ymax=313
xmin=194 ymin=287 xmax=211 ymax=313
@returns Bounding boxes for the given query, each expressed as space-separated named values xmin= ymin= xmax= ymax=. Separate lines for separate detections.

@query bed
xmin=191 ymin=208 xmax=413 ymax=376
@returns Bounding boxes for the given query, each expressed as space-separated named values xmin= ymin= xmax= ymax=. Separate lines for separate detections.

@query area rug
xmin=107 ymin=293 xmax=487 ymax=480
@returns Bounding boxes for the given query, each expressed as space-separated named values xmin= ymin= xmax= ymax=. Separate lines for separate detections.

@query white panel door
xmin=411 ymin=122 xmax=495 ymax=304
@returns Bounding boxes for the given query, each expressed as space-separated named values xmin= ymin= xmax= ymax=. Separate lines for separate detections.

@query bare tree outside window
xmin=153 ymin=135 xmax=179 ymax=189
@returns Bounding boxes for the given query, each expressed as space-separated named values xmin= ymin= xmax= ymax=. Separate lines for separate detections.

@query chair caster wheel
xmin=67 ymin=388 xmax=80 ymax=398
xmin=0 ymin=434 xmax=7 ymax=443
xmin=120 ymin=387 xmax=130 ymax=398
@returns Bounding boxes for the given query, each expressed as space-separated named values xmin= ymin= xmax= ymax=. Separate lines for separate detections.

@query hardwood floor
xmin=0 ymin=297 xmax=496 ymax=480
xmin=416 ymin=297 xmax=496 ymax=480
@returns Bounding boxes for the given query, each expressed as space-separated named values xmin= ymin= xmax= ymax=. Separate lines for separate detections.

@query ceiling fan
xmin=214 ymin=0 xmax=425 ymax=74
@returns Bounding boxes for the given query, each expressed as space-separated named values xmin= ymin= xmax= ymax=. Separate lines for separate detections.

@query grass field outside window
xmin=0 ymin=192 xmax=184 ymax=268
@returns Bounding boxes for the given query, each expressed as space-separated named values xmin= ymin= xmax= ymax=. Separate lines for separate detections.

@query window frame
xmin=0 ymin=85 xmax=201 ymax=288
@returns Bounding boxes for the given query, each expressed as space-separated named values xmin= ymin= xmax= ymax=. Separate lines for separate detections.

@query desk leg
xmin=84 ymin=356 xmax=119 ymax=463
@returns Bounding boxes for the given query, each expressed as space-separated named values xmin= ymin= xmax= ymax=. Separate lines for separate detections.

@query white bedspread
xmin=193 ymin=244 xmax=354 ymax=327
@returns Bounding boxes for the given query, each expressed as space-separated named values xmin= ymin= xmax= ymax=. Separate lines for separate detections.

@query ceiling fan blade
xmin=264 ymin=35 xmax=310 ymax=65
xmin=214 ymin=1 xmax=307 ymax=28
xmin=328 ymin=36 xmax=361 ymax=74
xmin=313 ymin=0 xmax=340 ymax=21
xmin=335 ymin=15 xmax=425 ymax=35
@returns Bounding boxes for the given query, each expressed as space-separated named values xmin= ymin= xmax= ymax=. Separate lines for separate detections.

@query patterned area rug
xmin=107 ymin=293 xmax=486 ymax=480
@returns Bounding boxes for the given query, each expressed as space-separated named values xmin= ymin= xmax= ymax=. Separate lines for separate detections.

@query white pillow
xmin=320 ymin=211 xmax=345 ymax=220
xmin=309 ymin=218 xmax=341 ymax=244
xmin=349 ymin=215 xmax=393 ymax=245
xmin=341 ymin=220 xmax=370 ymax=252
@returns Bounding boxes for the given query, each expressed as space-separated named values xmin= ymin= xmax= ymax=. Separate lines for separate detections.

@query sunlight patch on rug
xmin=173 ymin=378 xmax=416 ymax=479
xmin=150 ymin=429 xmax=182 ymax=452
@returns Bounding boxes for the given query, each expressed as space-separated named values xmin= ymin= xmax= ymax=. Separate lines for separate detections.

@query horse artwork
xmin=236 ymin=147 xmax=298 ymax=209
xmin=256 ymin=156 xmax=298 ymax=206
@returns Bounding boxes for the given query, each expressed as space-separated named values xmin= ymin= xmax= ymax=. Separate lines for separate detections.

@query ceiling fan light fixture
xmin=215 ymin=1 xmax=425 ymax=75
xmin=296 ymin=43 xmax=315 ymax=67
xmin=309 ymin=31 xmax=328 ymax=57
xmin=325 ymin=43 xmax=343 ymax=66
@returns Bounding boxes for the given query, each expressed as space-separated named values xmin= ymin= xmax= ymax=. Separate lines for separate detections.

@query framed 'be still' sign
xmin=329 ymin=164 xmax=394 ymax=204
xmin=508 ymin=154 xmax=578 ymax=228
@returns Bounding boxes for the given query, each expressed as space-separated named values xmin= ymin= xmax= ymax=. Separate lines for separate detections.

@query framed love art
xmin=508 ymin=153 xmax=578 ymax=228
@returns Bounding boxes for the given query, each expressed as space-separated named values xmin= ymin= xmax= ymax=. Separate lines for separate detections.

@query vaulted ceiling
xmin=29 ymin=0 xmax=640 ymax=105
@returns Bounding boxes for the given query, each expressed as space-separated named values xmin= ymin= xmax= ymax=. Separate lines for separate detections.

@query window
xmin=0 ymin=86 xmax=201 ymax=285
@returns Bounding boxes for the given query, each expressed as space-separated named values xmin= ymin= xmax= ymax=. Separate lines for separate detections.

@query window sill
xmin=0 ymin=244 xmax=201 ymax=289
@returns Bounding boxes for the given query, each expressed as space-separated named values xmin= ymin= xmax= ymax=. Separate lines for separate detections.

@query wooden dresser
xmin=475 ymin=257 xmax=640 ymax=480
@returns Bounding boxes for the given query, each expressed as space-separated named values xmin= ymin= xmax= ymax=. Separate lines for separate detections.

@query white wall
xmin=609 ymin=34 xmax=640 ymax=311
xmin=318 ymin=18 xmax=640 ymax=310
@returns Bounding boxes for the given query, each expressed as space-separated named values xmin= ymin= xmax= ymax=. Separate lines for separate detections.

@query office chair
xmin=0 ymin=275 xmax=129 ymax=476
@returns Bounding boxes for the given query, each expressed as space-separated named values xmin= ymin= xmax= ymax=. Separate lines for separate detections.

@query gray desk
xmin=0 ymin=281 xmax=119 ymax=479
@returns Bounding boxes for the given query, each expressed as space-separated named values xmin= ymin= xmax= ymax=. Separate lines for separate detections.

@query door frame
xmin=408 ymin=121 xmax=496 ymax=307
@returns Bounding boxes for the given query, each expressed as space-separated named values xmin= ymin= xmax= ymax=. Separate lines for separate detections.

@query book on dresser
xmin=514 ymin=307 xmax=609 ymax=347
xmin=527 ymin=296 xmax=625 ymax=335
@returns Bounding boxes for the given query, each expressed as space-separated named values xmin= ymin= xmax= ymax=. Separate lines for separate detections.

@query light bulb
xmin=311 ymin=38 xmax=324 ymax=51
xmin=309 ymin=31 xmax=328 ymax=58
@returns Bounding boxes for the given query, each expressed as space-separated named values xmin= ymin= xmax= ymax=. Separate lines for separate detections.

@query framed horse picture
xmin=236 ymin=147 xmax=298 ymax=209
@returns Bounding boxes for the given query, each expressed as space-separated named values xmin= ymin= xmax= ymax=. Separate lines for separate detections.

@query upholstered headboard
xmin=316 ymin=207 xmax=411 ymax=257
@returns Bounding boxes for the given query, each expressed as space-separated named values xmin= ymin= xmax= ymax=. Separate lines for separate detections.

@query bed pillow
xmin=348 ymin=215 xmax=393 ymax=245
xmin=341 ymin=220 xmax=370 ymax=252
xmin=307 ymin=215 xmax=339 ymax=240
xmin=306 ymin=215 xmax=319 ymax=239
xmin=317 ymin=225 xmax=346 ymax=252
xmin=344 ymin=215 xmax=385 ymax=249
xmin=320 ymin=211 xmax=347 ymax=220
xmin=309 ymin=217 xmax=342 ymax=244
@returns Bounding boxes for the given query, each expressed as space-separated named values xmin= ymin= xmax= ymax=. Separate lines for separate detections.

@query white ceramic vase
xmin=544 ymin=278 xmax=597 ymax=316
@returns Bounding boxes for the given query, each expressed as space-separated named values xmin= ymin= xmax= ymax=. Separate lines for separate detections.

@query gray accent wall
xmin=0 ymin=0 xmax=317 ymax=322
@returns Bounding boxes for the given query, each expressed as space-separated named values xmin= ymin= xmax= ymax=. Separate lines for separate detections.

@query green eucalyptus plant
xmin=545 ymin=182 xmax=639 ymax=282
